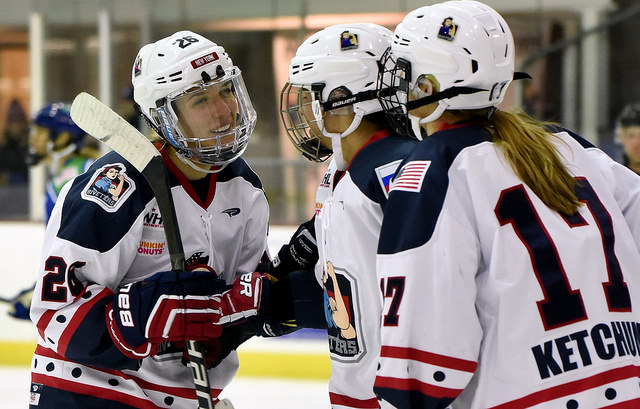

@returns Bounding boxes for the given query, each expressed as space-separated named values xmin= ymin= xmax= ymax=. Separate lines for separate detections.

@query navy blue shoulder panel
xmin=378 ymin=125 xmax=491 ymax=254
xmin=58 ymin=151 xmax=154 ymax=252
xmin=217 ymin=157 xmax=264 ymax=190
xmin=348 ymin=135 xmax=417 ymax=208
xmin=545 ymin=124 xmax=595 ymax=149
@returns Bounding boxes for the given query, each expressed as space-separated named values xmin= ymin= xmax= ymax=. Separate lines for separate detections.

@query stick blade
xmin=70 ymin=92 xmax=160 ymax=173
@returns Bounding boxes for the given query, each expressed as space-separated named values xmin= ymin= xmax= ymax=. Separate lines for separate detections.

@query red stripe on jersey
xmin=329 ymin=392 xmax=380 ymax=408
xmin=374 ymin=375 xmax=462 ymax=399
xmin=58 ymin=287 xmax=113 ymax=355
xmin=34 ymin=345 xmax=222 ymax=399
xmin=33 ymin=344 xmax=223 ymax=399
xmin=489 ymin=365 xmax=640 ymax=409
xmin=36 ymin=310 xmax=56 ymax=341
xmin=380 ymin=345 xmax=477 ymax=372
xmin=32 ymin=372 xmax=164 ymax=409
xmin=602 ymin=398 xmax=640 ymax=409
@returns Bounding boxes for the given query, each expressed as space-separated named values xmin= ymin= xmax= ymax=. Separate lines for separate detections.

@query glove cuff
xmin=106 ymin=302 xmax=156 ymax=359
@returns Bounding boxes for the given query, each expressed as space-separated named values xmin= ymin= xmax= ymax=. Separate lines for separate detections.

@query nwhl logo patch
xmin=81 ymin=163 xmax=136 ymax=212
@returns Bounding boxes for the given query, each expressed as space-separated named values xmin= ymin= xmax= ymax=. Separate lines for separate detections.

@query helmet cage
xmin=280 ymin=82 xmax=332 ymax=162
xmin=377 ymin=48 xmax=413 ymax=137
xmin=280 ymin=80 xmax=383 ymax=162
xmin=150 ymin=66 xmax=256 ymax=167
xmin=378 ymin=47 xmax=493 ymax=139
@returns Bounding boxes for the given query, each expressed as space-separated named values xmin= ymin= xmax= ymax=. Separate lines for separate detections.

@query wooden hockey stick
xmin=70 ymin=92 xmax=215 ymax=409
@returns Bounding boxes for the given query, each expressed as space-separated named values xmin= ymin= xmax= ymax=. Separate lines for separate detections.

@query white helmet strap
xmin=323 ymin=110 xmax=364 ymax=171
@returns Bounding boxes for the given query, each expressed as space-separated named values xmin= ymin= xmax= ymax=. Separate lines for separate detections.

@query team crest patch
xmin=81 ymin=163 xmax=136 ymax=212
xmin=375 ymin=160 xmax=402 ymax=198
xmin=133 ymin=55 xmax=142 ymax=77
xmin=323 ymin=262 xmax=365 ymax=362
xmin=438 ymin=16 xmax=458 ymax=41
xmin=340 ymin=31 xmax=359 ymax=51
xmin=390 ymin=160 xmax=430 ymax=193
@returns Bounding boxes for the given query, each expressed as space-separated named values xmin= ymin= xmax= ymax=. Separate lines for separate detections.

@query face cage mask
xmin=378 ymin=48 xmax=491 ymax=140
xmin=280 ymin=82 xmax=333 ymax=163
xmin=377 ymin=48 xmax=415 ymax=138
xmin=152 ymin=67 xmax=257 ymax=168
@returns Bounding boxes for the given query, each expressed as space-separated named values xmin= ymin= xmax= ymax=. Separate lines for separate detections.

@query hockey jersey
xmin=374 ymin=123 xmax=640 ymax=408
xmin=44 ymin=155 xmax=95 ymax=222
xmin=314 ymin=129 xmax=416 ymax=409
xmin=29 ymin=150 xmax=269 ymax=409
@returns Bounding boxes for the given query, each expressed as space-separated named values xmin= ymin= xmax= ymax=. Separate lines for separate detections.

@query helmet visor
xmin=279 ymin=82 xmax=332 ymax=162
xmin=155 ymin=67 xmax=256 ymax=167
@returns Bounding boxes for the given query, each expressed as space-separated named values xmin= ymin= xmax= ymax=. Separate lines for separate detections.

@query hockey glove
xmin=106 ymin=270 xmax=269 ymax=359
xmin=269 ymin=216 xmax=318 ymax=279
xmin=7 ymin=286 xmax=34 ymax=320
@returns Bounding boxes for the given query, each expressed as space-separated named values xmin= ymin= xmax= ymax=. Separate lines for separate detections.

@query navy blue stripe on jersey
xmin=218 ymin=157 xmax=263 ymax=189
xmin=58 ymin=151 xmax=154 ymax=253
xmin=378 ymin=125 xmax=491 ymax=255
xmin=544 ymin=125 xmax=595 ymax=149
xmin=65 ymin=294 xmax=139 ymax=370
xmin=373 ymin=385 xmax=455 ymax=409
xmin=348 ymin=134 xmax=416 ymax=207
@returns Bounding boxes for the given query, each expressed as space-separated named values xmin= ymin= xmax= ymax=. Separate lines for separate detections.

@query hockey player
xmin=615 ymin=103 xmax=640 ymax=174
xmin=29 ymin=102 xmax=101 ymax=222
xmin=6 ymin=102 xmax=99 ymax=320
xmin=280 ymin=23 xmax=416 ymax=408
xmin=29 ymin=30 xmax=315 ymax=409
xmin=374 ymin=1 xmax=640 ymax=408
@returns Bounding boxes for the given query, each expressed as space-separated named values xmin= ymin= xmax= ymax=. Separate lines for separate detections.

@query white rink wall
xmin=0 ymin=221 xmax=296 ymax=342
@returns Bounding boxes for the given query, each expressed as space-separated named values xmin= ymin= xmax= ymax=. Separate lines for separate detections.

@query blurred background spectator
xmin=0 ymin=99 xmax=28 ymax=185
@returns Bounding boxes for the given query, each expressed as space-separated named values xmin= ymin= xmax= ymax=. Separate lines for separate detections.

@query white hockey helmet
xmin=280 ymin=23 xmax=392 ymax=166
xmin=132 ymin=30 xmax=256 ymax=170
xmin=378 ymin=1 xmax=519 ymax=138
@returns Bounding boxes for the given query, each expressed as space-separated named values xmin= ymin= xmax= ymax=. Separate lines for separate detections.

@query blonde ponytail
xmin=489 ymin=109 xmax=581 ymax=215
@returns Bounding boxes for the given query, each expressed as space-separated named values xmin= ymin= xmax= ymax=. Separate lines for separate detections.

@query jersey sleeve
xmin=30 ymin=153 xmax=152 ymax=370
xmin=223 ymin=159 xmax=270 ymax=277
xmin=375 ymin=144 xmax=484 ymax=408
xmin=558 ymin=129 xmax=640 ymax=251
xmin=590 ymin=147 xmax=640 ymax=250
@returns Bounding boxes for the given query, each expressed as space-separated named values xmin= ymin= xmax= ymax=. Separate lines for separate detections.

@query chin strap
xmin=322 ymin=110 xmax=364 ymax=171
xmin=48 ymin=143 xmax=77 ymax=174
xmin=174 ymin=152 xmax=228 ymax=174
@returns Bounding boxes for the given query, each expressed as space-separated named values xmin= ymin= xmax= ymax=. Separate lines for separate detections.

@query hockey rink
xmin=0 ymin=222 xmax=332 ymax=408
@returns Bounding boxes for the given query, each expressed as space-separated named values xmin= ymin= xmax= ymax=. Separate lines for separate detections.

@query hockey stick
xmin=70 ymin=92 xmax=215 ymax=409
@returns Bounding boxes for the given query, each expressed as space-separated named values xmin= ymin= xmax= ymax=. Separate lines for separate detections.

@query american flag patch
xmin=375 ymin=160 xmax=402 ymax=198
xmin=390 ymin=160 xmax=430 ymax=193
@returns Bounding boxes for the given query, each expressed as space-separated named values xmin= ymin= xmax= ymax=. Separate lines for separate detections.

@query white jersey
xmin=29 ymin=150 xmax=269 ymax=409
xmin=375 ymin=123 xmax=640 ymax=409
xmin=314 ymin=130 xmax=416 ymax=409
